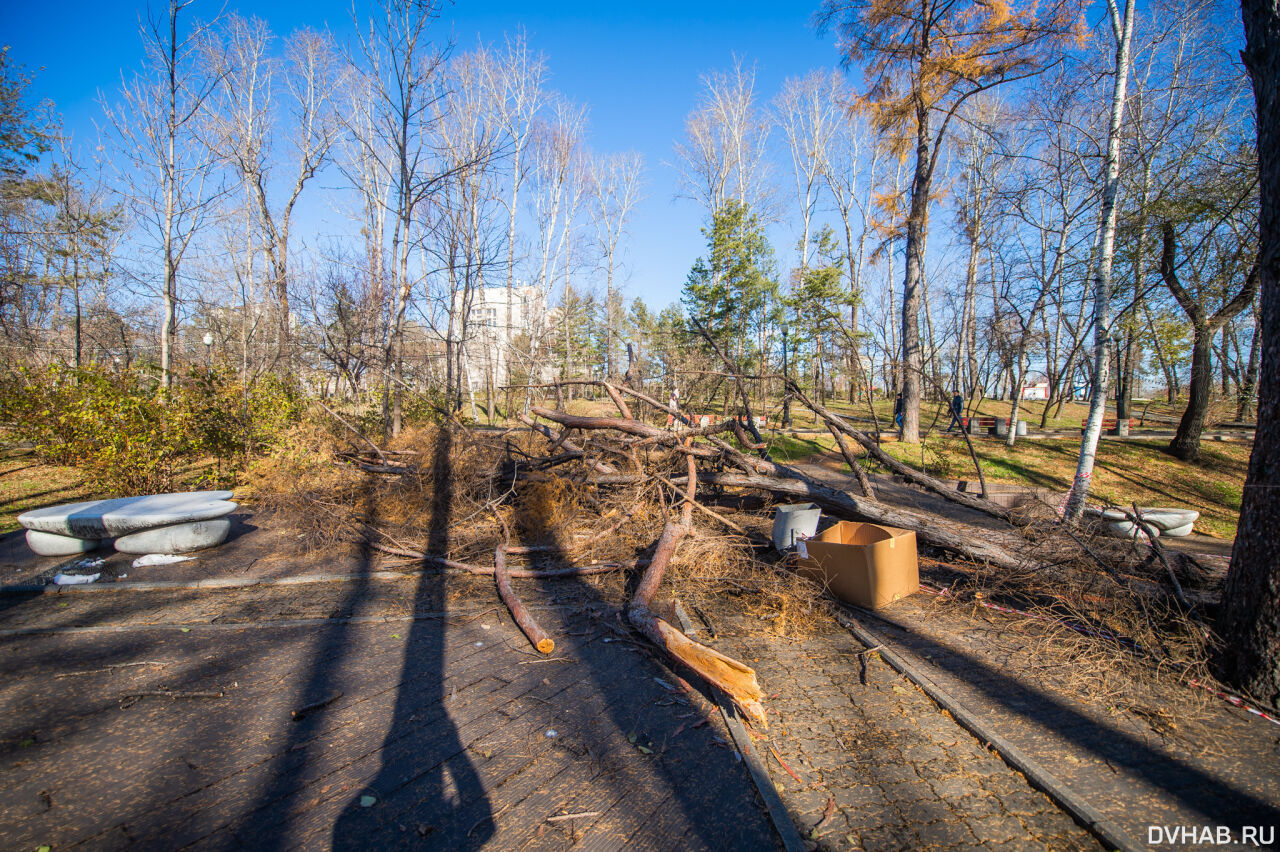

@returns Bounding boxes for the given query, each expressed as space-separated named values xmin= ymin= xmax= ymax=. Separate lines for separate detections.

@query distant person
xmin=947 ymin=392 xmax=964 ymax=432
xmin=893 ymin=393 xmax=904 ymax=429
xmin=666 ymin=386 xmax=680 ymax=429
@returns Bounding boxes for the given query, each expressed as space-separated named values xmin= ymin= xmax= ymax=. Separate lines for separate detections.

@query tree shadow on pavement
xmin=864 ymin=608 xmax=1280 ymax=831
xmin=330 ymin=426 xmax=493 ymax=849
xmin=509 ymin=491 xmax=779 ymax=850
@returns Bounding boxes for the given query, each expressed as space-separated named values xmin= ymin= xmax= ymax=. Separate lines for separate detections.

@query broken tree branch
xmin=517 ymin=412 xmax=617 ymax=474
xmin=690 ymin=317 xmax=770 ymax=456
xmin=625 ymin=454 xmax=768 ymax=728
xmin=603 ymin=383 xmax=633 ymax=419
xmin=317 ymin=401 xmax=387 ymax=464
xmin=494 ymin=513 xmax=555 ymax=654
xmin=823 ymin=419 xmax=876 ymax=499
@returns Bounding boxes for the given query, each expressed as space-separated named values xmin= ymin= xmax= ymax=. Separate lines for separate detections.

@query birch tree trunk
xmin=1064 ymin=0 xmax=1136 ymax=522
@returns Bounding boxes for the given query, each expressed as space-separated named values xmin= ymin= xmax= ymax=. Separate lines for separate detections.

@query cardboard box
xmin=796 ymin=521 xmax=919 ymax=609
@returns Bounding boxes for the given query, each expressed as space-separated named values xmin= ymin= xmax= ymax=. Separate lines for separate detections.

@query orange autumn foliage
xmin=816 ymin=0 xmax=1087 ymax=146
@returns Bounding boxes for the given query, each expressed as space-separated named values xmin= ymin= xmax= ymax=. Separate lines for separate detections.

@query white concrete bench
xmin=19 ymin=491 xmax=238 ymax=556
xmin=1086 ymin=507 xmax=1199 ymax=538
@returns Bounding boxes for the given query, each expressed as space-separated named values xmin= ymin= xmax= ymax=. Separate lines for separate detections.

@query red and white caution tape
xmin=1188 ymin=679 xmax=1280 ymax=727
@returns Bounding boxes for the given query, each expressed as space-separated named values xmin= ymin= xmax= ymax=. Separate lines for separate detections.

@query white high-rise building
xmin=461 ymin=284 xmax=548 ymax=389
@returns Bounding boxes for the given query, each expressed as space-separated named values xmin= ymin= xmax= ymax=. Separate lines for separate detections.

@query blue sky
xmin=2 ymin=0 xmax=849 ymax=311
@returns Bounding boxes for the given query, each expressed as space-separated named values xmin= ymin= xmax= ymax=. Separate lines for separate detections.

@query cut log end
xmin=629 ymin=604 xmax=768 ymax=730
xmin=536 ymin=638 xmax=556 ymax=654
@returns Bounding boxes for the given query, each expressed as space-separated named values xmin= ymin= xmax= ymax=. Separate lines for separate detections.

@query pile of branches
xmin=509 ymin=382 xmax=1219 ymax=704
xmin=254 ymin=380 xmax=1219 ymax=726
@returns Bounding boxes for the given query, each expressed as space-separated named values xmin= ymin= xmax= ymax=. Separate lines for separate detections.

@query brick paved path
xmin=1 ymin=576 xmax=1111 ymax=851
xmin=710 ymin=610 xmax=1101 ymax=852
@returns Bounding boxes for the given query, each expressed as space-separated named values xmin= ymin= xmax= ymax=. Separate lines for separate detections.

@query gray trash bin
xmin=772 ymin=503 xmax=821 ymax=551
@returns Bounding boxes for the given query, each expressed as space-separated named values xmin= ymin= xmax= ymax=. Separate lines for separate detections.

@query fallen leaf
xmin=391 ymin=633 xmax=401 ymax=639
xmin=892 ymin=685 xmax=908 ymax=695
xmin=359 ymin=795 xmax=377 ymax=808
xmin=180 ymin=628 xmax=191 ymax=633
xmin=637 ymin=745 xmax=652 ymax=755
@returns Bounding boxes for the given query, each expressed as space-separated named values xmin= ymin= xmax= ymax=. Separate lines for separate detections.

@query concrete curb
xmin=0 ymin=602 xmax=579 ymax=639
xmin=833 ymin=606 xmax=1143 ymax=852
xmin=0 ymin=570 xmax=427 ymax=596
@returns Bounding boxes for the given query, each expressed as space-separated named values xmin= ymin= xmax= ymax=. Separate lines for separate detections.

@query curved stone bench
xmin=19 ymin=492 xmax=237 ymax=556
xmin=1086 ymin=507 xmax=1199 ymax=538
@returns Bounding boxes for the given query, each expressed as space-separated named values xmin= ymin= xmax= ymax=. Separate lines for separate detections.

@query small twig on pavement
xmin=120 ymin=689 xmax=224 ymax=709
xmin=546 ymin=812 xmax=600 ymax=823
xmin=291 ymin=690 xmax=344 ymax=721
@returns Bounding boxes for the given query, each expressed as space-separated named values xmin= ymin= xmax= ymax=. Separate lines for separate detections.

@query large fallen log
xmin=701 ymin=435 xmax=1030 ymax=569
xmin=523 ymin=406 xmax=1032 ymax=571
xmin=822 ymin=420 xmax=876 ymax=499
xmin=517 ymin=413 xmax=617 ymax=475
xmin=698 ymin=471 xmax=1027 ymax=572
xmin=528 ymin=407 xmax=729 ymax=457
xmin=789 ymin=383 xmax=1015 ymax=523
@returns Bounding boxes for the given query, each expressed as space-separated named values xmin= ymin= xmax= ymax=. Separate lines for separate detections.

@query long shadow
xmin=331 ymin=426 xmax=493 ymax=849
xmin=211 ymin=473 xmax=383 ymax=848
xmin=861 ymin=607 xmax=1280 ymax=828
xmin=512 ymin=494 xmax=779 ymax=849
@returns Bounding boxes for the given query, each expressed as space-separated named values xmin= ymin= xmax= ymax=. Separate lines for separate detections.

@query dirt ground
xmin=2 ymin=499 xmax=1277 ymax=850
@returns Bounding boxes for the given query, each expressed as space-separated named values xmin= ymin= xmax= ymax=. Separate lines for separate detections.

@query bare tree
xmin=589 ymin=151 xmax=643 ymax=379
xmin=207 ymin=18 xmax=343 ymax=371
xmin=817 ymin=0 xmax=1085 ymax=443
xmin=773 ymin=70 xmax=840 ymax=269
xmin=673 ymin=56 xmax=773 ymax=218
xmin=428 ymin=47 xmax=504 ymax=413
xmin=816 ymin=76 xmax=882 ymax=398
xmin=492 ymin=32 xmax=546 ymax=385
xmin=101 ymin=0 xmax=225 ymax=388
xmin=1064 ymin=0 xmax=1137 ymax=522
xmin=347 ymin=0 xmax=450 ymax=436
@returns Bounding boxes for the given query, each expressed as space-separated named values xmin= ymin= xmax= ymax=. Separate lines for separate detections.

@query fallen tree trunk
xmin=789 ymin=383 xmax=1014 ymax=523
xmin=518 ymin=413 xmax=617 ymax=475
xmin=699 ymin=471 xmax=1026 ymax=572
xmin=823 ymin=420 xmax=876 ymax=499
xmin=529 ymin=407 xmax=730 ymax=457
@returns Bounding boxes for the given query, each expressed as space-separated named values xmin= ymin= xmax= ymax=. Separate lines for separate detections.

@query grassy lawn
xmin=0 ymin=451 xmax=92 ymax=535
xmin=874 ymin=436 xmax=1247 ymax=539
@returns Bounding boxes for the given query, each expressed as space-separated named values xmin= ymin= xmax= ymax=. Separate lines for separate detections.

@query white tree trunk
xmin=1064 ymin=0 xmax=1136 ymax=522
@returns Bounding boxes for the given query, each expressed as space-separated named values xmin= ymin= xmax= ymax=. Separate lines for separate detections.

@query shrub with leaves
xmin=0 ymin=364 xmax=304 ymax=494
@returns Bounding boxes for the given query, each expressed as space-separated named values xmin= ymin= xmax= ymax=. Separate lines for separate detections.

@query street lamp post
xmin=202 ymin=332 xmax=214 ymax=372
